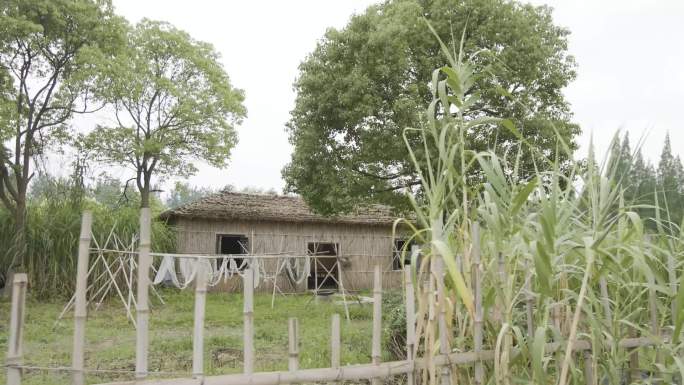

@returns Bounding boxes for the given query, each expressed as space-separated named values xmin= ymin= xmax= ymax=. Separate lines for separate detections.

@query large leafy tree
xmin=283 ymin=0 xmax=579 ymax=214
xmin=85 ymin=20 xmax=246 ymax=208
xmin=0 ymin=0 xmax=124 ymax=269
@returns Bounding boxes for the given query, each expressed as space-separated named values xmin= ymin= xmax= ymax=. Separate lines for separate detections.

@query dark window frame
xmin=216 ymin=234 xmax=250 ymax=270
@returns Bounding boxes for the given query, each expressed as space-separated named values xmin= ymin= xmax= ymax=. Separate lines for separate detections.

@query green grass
xmin=0 ymin=290 xmax=388 ymax=385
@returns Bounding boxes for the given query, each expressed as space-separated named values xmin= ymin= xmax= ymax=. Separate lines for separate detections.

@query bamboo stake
xmin=192 ymin=262 xmax=208 ymax=379
xmin=331 ymin=314 xmax=341 ymax=369
xmin=404 ymin=266 xmax=416 ymax=385
xmin=6 ymin=273 xmax=28 ymax=385
xmin=599 ymin=277 xmax=612 ymax=323
xmin=434 ymin=257 xmax=451 ymax=385
xmin=628 ymin=326 xmax=640 ymax=383
xmin=583 ymin=350 xmax=594 ymax=385
xmin=372 ymin=264 xmax=382 ymax=385
xmin=472 ymin=224 xmax=483 ymax=385
xmin=524 ymin=259 xmax=534 ymax=337
xmin=288 ymin=318 xmax=299 ymax=372
xmin=244 ymin=265 xmax=255 ymax=374
xmin=72 ymin=211 xmax=92 ymax=385
xmin=669 ymin=253 xmax=677 ymax=319
xmin=136 ymin=208 xmax=152 ymax=379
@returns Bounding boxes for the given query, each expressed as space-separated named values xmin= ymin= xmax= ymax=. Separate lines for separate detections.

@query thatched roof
xmin=160 ymin=192 xmax=398 ymax=226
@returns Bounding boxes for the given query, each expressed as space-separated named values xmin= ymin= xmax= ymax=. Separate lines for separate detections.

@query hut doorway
xmin=307 ymin=242 xmax=339 ymax=291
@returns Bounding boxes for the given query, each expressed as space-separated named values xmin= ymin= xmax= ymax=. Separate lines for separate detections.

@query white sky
xmin=99 ymin=0 xmax=683 ymax=193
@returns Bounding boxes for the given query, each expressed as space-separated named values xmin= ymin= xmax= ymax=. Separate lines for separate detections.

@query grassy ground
xmin=0 ymin=289 xmax=388 ymax=385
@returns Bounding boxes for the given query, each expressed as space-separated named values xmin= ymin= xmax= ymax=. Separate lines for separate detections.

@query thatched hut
xmin=160 ymin=192 xmax=413 ymax=293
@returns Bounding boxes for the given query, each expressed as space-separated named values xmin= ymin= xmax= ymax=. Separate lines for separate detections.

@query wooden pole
xmin=524 ymin=259 xmax=535 ymax=337
xmin=583 ymin=350 xmax=594 ymax=385
xmin=472 ymin=223 xmax=483 ymax=385
xmin=288 ymin=318 xmax=300 ymax=373
xmin=6 ymin=273 xmax=28 ymax=385
xmin=628 ymin=326 xmax=640 ymax=383
xmin=135 ymin=208 xmax=152 ymax=378
xmin=72 ymin=211 xmax=93 ymax=385
xmin=192 ymin=261 xmax=208 ymax=379
xmin=371 ymin=264 xmax=382 ymax=385
xmin=243 ymin=265 xmax=255 ymax=374
xmin=648 ymin=279 xmax=662 ymax=382
xmin=669 ymin=253 xmax=677 ymax=319
xmin=331 ymin=314 xmax=341 ymax=369
xmin=435 ymin=257 xmax=451 ymax=385
xmin=404 ymin=266 xmax=415 ymax=385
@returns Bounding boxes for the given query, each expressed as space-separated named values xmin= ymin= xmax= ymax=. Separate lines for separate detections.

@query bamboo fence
xmin=3 ymin=210 xmax=677 ymax=385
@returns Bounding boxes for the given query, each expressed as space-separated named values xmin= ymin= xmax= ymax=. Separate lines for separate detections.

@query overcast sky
xmin=103 ymin=0 xmax=683 ymax=193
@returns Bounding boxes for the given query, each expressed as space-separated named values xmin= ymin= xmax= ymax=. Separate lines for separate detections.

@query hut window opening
xmin=307 ymin=242 xmax=339 ymax=290
xmin=217 ymin=234 xmax=249 ymax=270
xmin=393 ymin=239 xmax=416 ymax=270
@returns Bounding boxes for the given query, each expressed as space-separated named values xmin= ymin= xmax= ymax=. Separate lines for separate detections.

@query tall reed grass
xmin=0 ymin=185 xmax=175 ymax=299
xmin=397 ymin=26 xmax=684 ymax=384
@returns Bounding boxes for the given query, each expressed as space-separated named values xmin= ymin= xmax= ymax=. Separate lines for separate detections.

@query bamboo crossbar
xmin=91 ymin=335 xmax=669 ymax=385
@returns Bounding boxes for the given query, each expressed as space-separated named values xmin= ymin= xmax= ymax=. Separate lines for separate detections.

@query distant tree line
xmin=607 ymin=132 xmax=684 ymax=231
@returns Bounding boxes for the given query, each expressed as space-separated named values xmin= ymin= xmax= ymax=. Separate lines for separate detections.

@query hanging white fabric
xmin=153 ymin=255 xmax=180 ymax=287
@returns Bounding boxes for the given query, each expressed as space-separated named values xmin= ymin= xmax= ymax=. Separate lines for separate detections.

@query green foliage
xmin=84 ymin=19 xmax=246 ymax=207
xmin=0 ymin=174 xmax=175 ymax=298
xmin=606 ymin=132 xmax=684 ymax=232
xmin=0 ymin=0 xmax=126 ymax=268
xmin=284 ymin=0 xmax=579 ymax=215
xmin=397 ymin=26 xmax=684 ymax=384
xmin=165 ymin=181 xmax=218 ymax=208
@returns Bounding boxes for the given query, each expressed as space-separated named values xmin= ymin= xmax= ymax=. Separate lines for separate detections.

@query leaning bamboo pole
xmin=6 ymin=273 xmax=28 ymax=385
xmin=192 ymin=261 xmax=208 ymax=379
xmin=136 ymin=208 xmax=152 ymax=379
xmin=244 ymin=265 xmax=255 ymax=374
xmin=371 ymin=264 xmax=382 ymax=385
xmin=72 ymin=211 xmax=92 ymax=385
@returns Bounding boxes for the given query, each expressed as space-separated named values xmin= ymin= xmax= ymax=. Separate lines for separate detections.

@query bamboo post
xmin=6 ymin=273 xmax=28 ymax=385
xmin=472 ymin=223 xmax=483 ymax=385
xmin=599 ymin=277 xmax=612 ymax=323
xmin=435 ymin=257 xmax=451 ymax=385
xmin=524 ymin=259 xmax=535 ymax=337
xmin=404 ymin=266 xmax=416 ymax=385
xmin=243 ymin=265 xmax=255 ymax=374
xmin=192 ymin=261 xmax=208 ymax=379
xmin=331 ymin=314 xmax=341 ymax=369
xmin=583 ymin=350 xmax=594 ymax=385
xmin=288 ymin=318 xmax=300 ymax=373
xmin=371 ymin=264 xmax=382 ymax=385
xmin=628 ymin=326 xmax=640 ymax=382
xmin=648 ymin=279 xmax=662 ymax=382
xmin=135 ymin=208 xmax=152 ymax=379
xmin=669 ymin=253 xmax=677 ymax=320
xmin=72 ymin=211 xmax=93 ymax=385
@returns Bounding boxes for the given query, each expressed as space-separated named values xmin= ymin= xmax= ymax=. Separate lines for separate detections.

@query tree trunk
xmin=140 ymin=184 xmax=151 ymax=208
xmin=2 ymin=189 xmax=26 ymax=297
xmin=12 ymin=196 xmax=27 ymax=271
